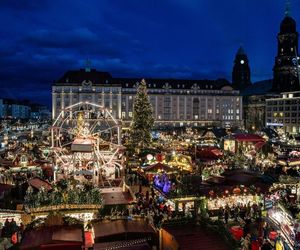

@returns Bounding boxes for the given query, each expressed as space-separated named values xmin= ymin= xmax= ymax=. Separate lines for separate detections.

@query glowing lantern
xmin=146 ymin=154 xmax=154 ymax=161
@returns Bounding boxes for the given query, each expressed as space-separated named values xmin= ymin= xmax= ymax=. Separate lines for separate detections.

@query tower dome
xmin=280 ymin=16 xmax=296 ymax=33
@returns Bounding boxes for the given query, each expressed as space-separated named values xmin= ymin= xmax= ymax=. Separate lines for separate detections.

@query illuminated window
xmin=236 ymin=109 xmax=240 ymax=114
xmin=129 ymin=96 xmax=132 ymax=100
xmin=274 ymin=112 xmax=278 ymax=117
xmin=129 ymin=112 xmax=132 ymax=117
xmin=236 ymin=115 xmax=240 ymax=120
xmin=207 ymin=109 xmax=212 ymax=114
xmin=121 ymin=112 xmax=126 ymax=118
xmin=216 ymin=109 xmax=219 ymax=114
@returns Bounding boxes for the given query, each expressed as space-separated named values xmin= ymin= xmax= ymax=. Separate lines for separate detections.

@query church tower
xmin=232 ymin=46 xmax=251 ymax=89
xmin=273 ymin=1 xmax=300 ymax=92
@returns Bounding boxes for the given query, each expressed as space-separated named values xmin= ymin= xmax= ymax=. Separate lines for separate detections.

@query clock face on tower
xmin=240 ymin=60 xmax=244 ymax=64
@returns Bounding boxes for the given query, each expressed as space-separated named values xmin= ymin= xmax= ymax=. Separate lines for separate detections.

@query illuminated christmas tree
xmin=129 ymin=79 xmax=154 ymax=149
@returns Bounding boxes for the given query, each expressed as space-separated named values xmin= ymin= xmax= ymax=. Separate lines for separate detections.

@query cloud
xmin=25 ymin=28 xmax=98 ymax=48
xmin=0 ymin=0 xmax=49 ymax=11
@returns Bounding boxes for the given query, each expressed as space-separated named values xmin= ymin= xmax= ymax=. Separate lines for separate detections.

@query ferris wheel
xmin=51 ymin=101 xmax=123 ymax=186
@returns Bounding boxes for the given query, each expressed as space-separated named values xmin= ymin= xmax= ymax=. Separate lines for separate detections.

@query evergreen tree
xmin=129 ymin=79 xmax=154 ymax=149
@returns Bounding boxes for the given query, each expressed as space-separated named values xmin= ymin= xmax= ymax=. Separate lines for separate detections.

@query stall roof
xmin=233 ymin=134 xmax=265 ymax=142
xmin=102 ymin=191 xmax=134 ymax=205
xmin=93 ymin=220 xmax=155 ymax=239
xmin=144 ymin=162 xmax=173 ymax=173
xmin=20 ymin=225 xmax=83 ymax=250
xmin=94 ymin=241 xmax=151 ymax=250
xmin=28 ymin=177 xmax=52 ymax=191
xmin=163 ymin=223 xmax=230 ymax=250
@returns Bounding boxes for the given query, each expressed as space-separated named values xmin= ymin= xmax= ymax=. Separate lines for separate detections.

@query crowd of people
xmin=218 ymin=202 xmax=263 ymax=226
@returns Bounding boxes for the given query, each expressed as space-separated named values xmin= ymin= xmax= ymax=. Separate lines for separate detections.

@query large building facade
xmin=52 ymin=68 xmax=243 ymax=128
xmin=266 ymin=91 xmax=300 ymax=134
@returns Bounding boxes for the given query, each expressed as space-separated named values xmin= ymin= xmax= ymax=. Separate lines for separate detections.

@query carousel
xmin=51 ymin=101 xmax=123 ymax=187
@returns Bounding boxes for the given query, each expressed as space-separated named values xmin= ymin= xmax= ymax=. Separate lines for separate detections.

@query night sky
xmin=0 ymin=0 xmax=300 ymax=106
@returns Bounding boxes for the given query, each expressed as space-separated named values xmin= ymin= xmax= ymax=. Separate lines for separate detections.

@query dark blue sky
xmin=0 ymin=0 xmax=299 ymax=106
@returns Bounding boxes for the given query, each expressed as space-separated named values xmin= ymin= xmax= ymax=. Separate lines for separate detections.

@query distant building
xmin=273 ymin=12 xmax=300 ymax=92
xmin=2 ymin=99 xmax=31 ymax=119
xmin=30 ymin=104 xmax=51 ymax=120
xmin=52 ymin=68 xmax=243 ymax=128
xmin=0 ymin=99 xmax=3 ymax=118
xmin=266 ymin=91 xmax=300 ymax=134
xmin=232 ymin=46 xmax=251 ymax=90
xmin=242 ymin=7 xmax=300 ymax=132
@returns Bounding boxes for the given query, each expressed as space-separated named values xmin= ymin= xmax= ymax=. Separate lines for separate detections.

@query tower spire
xmin=285 ymin=0 xmax=291 ymax=17
xmin=85 ymin=58 xmax=91 ymax=72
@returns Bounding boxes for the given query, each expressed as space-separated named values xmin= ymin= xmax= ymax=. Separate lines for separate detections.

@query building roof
xmin=54 ymin=69 xmax=236 ymax=91
xmin=55 ymin=69 xmax=113 ymax=85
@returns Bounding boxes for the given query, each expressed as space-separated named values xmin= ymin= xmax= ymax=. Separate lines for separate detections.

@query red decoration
xmin=269 ymin=231 xmax=277 ymax=241
xmin=230 ymin=226 xmax=243 ymax=240
xmin=156 ymin=153 xmax=164 ymax=162
xmin=233 ymin=187 xmax=241 ymax=194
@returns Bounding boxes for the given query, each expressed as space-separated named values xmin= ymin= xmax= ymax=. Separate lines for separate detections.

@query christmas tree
xmin=129 ymin=79 xmax=154 ymax=149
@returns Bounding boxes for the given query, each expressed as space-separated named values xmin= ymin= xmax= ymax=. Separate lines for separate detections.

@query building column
xmin=184 ymin=96 xmax=187 ymax=120
xmin=205 ymin=97 xmax=208 ymax=120
xmin=177 ymin=96 xmax=180 ymax=121
xmin=101 ymin=91 xmax=105 ymax=107
xmin=155 ymin=96 xmax=158 ymax=119
xmin=109 ymin=92 xmax=112 ymax=111
xmin=69 ymin=91 xmax=73 ymax=119
xmin=118 ymin=92 xmax=122 ymax=120
xmin=61 ymin=92 xmax=65 ymax=118
xmin=213 ymin=96 xmax=216 ymax=120
xmin=52 ymin=92 xmax=56 ymax=120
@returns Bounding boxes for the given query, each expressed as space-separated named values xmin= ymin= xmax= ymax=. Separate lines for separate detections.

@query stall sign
xmin=224 ymin=139 xmax=236 ymax=153
xmin=265 ymin=199 xmax=273 ymax=210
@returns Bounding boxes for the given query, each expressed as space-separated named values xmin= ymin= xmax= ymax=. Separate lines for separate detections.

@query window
xmin=129 ymin=112 xmax=132 ymax=117
xmin=121 ymin=112 xmax=126 ymax=118
xmin=207 ymin=109 xmax=212 ymax=114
